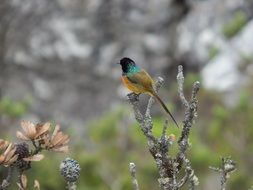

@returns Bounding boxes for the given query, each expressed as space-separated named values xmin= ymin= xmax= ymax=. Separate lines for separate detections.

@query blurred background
xmin=0 ymin=0 xmax=253 ymax=189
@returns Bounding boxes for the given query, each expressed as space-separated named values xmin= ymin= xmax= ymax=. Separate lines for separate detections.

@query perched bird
xmin=118 ymin=57 xmax=179 ymax=127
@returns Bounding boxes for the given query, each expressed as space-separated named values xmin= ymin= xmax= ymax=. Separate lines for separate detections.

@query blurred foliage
xmin=240 ymin=53 xmax=253 ymax=65
xmin=184 ymin=73 xmax=201 ymax=90
xmin=204 ymin=85 xmax=253 ymax=189
xmin=1 ymin=76 xmax=253 ymax=189
xmin=0 ymin=97 xmax=29 ymax=118
xmin=11 ymin=154 xmax=65 ymax=190
xmin=82 ymin=108 xmax=159 ymax=190
xmin=222 ymin=11 xmax=247 ymax=38
xmin=238 ymin=53 xmax=253 ymax=72
xmin=208 ymin=45 xmax=220 ymax=60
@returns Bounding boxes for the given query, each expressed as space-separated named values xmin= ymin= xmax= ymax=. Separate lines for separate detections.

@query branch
xmin=177 ymin=159 xmax=198 ymax=190
xmin=129 ymin=163 xmax=140 ymax=190
xmin=31 ymin=141 xmax=42 ymax=155
xmin=145 ymin=77 xmax=164 ymax=117
xmin=127 ymin=65 xmax=200 ymax=190
xmin=160 ymin=120 xmax=169 ymax=157
xmin=210 ymin=157 xmax=236 ymax=190
xmin=176 ymin=65 xmax=200 ymax=169
xmin=177 ymin=65 xmax=189 ymax=108
xmin=127 ymin=92 xmax=157 ymax=143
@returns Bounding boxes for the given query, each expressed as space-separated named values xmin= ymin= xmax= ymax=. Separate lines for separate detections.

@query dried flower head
xmin=46 ymin=125 xmax=69 ymax=153
xmin=16 ymin=121 xmax=50 ymax=141
xmin=15 ymin=143 xmax=30 ymax=159
xmin=34 ymin=180 xmax=40 ymax=190
xmin=0 ymin=139 xmax=9 ymax=150
xmin=23 ymin=154 xmax=44 ymax=162
xmin=17 ymin=174 xmax=28 ymax=190
xmin=13 ymin=143 xmax=30 ymax=171
xmin=60 ymin=158 xmax=81 ymax=182
xmin=0 ymin=143 xmax=18 ymax=166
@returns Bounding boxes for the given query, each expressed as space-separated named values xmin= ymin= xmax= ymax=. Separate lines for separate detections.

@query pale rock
xmin=33 ymin=78 xmax=52 ymax=100
xmin=143 ymin=34 xmax=168 ymax=54
xmin=201 ymin=51 xmax=241 ymax=91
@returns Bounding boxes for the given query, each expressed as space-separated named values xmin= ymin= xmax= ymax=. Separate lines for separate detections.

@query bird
xmin=118 ymin=57 xmax=179 ymax=127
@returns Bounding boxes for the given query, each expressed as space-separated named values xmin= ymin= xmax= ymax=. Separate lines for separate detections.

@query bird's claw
xmin=127 ymin=92 xmax=140 ymax=102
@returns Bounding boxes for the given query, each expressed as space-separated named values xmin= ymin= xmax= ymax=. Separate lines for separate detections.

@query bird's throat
xmin=125 ymin=65 xmax=140 ymax=74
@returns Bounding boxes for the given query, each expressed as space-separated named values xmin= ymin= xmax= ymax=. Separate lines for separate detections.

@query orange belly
xmin=121 ymin=76 xmax=147 ymax=94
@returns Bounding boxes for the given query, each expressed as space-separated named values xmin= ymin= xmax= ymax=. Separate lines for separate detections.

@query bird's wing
xmin=127 ymin=70 xmax=154 ymax=91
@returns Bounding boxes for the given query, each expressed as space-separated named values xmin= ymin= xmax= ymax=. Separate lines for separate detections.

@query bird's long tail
xmin=151 ymin=92 xmax=179 ymax=128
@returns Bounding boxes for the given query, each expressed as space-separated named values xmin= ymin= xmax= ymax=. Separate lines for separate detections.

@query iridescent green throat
xmin=127 ymin=64 xmax=140 ymax=74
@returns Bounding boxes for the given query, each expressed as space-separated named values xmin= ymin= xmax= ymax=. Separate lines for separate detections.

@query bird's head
xmin=118 ymin=57 xmax=138 ymax=74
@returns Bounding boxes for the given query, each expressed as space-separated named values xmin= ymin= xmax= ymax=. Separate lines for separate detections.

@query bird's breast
xmin=121 ymin=76 xmax=147 ymax=94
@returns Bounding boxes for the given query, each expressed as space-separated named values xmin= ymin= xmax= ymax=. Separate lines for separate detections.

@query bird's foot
xmin=127 ymin=93 xmax=140 ymax=102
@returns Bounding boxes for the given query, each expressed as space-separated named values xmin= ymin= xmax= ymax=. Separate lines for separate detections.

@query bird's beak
xmin=116 ymin=62 xmax=120 ymax=64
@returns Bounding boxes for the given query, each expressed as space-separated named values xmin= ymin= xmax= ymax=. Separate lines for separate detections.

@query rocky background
xmin=1 ymin=0 xmax=253 ymax=128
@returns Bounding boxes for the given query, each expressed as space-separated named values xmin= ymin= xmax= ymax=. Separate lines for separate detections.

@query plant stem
xmin=0 ymin=166 xmax=14 ymax=190
xmin=67 ymin=182 xmax=76 ymax=190
xmin=129 ymin=163 xmax=140 ymax=190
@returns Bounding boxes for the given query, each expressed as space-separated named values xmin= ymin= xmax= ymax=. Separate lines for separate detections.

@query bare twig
xmin=127 ymin=93 xmax=156 ymax=143
xmin=31 ymin=141 xmax=42 ymax=155
xmin=160 ymin=119 xmax=169 ymax=157
xmin=176 ymin=65 xmax=200 ymax=171
xmin=177 ymin=159 xmax=198 ymax=190
xmin=0 ymin=166 xmax=14 ymax=190
xmin=161 ymin=120 xmax=169 ymax=139
xmin=210 ymin=157 xmax=236 ymax=190
xmin=129 ymin=163 xmax=140 ymax=190
xmin=176 ymin=65 xmax=189 ymax=108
